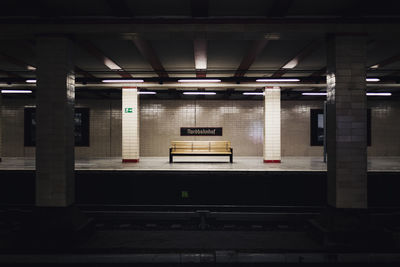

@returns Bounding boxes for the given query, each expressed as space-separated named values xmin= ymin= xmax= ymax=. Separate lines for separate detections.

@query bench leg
xmin=230 ymin=154 xmax=233 ymax=163
xmin=169 ymin=153 xmax=173 ymax=163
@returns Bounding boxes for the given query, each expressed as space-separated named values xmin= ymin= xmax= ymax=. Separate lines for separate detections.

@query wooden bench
xmin=169 ymin=141 xmax=233 ymax=163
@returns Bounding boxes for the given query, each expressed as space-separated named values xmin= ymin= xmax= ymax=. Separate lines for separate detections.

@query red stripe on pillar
xmin=122 ymin=159 xmax=139 ymax=163
xmin=264 ymin=160 xmax=281 ymax=163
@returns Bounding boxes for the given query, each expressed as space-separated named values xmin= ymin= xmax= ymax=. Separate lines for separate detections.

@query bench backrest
xmin=171 ymin=141 xmax=231 ymax=152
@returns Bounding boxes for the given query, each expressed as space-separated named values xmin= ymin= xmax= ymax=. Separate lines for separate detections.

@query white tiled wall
xmin=1 ymin=98 xmax=399 ymax=158
xmin=2 ymin=99 xmax=31 ymax=157
xmin=122 ymin=88 xmax=139 ymax=160
xmin=140 ymin=100 xmax=264 ymax=156
xmin=281 ymin=101 xmax=324 ymax=156
xmin=263 ymin=88 xmax=281 ymax=161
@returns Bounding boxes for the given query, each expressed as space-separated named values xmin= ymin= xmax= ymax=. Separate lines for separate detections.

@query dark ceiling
xmin=1 ymin=0 xmax=400 ymax=18
xmin=0 ymin=0 xmax=400 ymax=89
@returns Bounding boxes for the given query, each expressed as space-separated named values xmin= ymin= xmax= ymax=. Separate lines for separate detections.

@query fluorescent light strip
xmin=138 ymin=91 xmax=156 ymax=95
xmin=366 ymin=78 xmax=380 ymax=82
xmin=26 ymin=79 xmax=36 ymax=83
xmin=243 ymin=92 xmax=264 ymax=95
xmin=178 ymin=79 xmax=221 ymax=83
xmin=102 ymin=79 xmax=144 ymax=83
xmin=256 ymin=78 xmax=300 ymax=82
xmin=302 ymin=92 xmax=327 ymax=96
xmin=1 ymin=90 xmax=32 ymax=94
xmin=302 ymin=92 xmax=392 ymax=96
xmin=183 ymin=92 xmax=216 ymax=95
xmin=367 ymin=92 xmax=391 ymax=96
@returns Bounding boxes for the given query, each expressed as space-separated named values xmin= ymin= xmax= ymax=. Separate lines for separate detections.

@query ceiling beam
xmin=0 ymin=52 xmax=36 ymax=70
xmin=190 ymin=0 xmax=209 ymax=17
xmin=340 ymin=0 xmax=366 ymax=18
xmin=3 ymin=20 xmax=400 ymax=37
xmin=0 ymin=69 xmax=22 ymax=78
xmin=386 ymin=70 xmax=400 ymax=77
xmin=105 ymin=0 xmax=134 ymax=17
xmin=75 ymin=66 xmax=95 ymax=79
xmin=74 ymin=39 xmax=132 ymax=78
xmin=23 ymin=0 xmax=59 ymax=18
xmin=267 ymin=0 xmax=293 ymax=17
xmin=272 ymin=40 xmax=321 ymax=78
xmin=309 ymin=40 xmax=374 ymax=78
xmin=131 ymin=36 xmax=168 ymax=78
xmin=234 ymin=39 xmax=269 ymax=78
xmin=193 ymin=38 xmax=207 ymax=78
xmin=25 ymin=39 xmax=92 ymax=79
xmin=370 ymin=53 xmax=400 ymax=69
xmin=310 ymin=67 xmax=326 ymax=77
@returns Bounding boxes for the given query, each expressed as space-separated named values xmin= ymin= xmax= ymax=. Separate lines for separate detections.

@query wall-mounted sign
xmin=180 ymin=127 xmax=223 ymax=136
xmin=124 ymin=108 xmax=133 ymax=113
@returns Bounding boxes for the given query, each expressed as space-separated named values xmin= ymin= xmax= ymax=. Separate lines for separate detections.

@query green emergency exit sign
xmin=124 ymin=108 xmax=133 ymax=113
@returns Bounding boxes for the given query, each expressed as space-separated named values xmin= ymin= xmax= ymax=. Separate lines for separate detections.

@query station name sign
xmin=180 ymin=127 xmax=223 ymax=136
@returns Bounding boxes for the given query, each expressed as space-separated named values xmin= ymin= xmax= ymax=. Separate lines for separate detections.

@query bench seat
xmin=172 ymin=151 xmax=232 ymax=154
xmin=169 ymin=141 xmax=233 ymax=163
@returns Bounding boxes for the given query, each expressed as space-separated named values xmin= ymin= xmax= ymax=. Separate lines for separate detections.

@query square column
xmin=263 ymin=87 xmax=281 ymax=163
xmin=326 ymin=34 xmax=367 ymax=209
xmin=122 ymin=88 xmax=140 ymax=162
xmin=36 ymin=37 xmax=75 ymax=207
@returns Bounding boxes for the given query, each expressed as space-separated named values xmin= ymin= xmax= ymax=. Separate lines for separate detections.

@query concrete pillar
xmin=122 ymin=87 xmax=140 ymax=162
xmin=36 ymin=36 xmax=75 ymax=207
xmin=326 ymin=34 xmax=367 ymax=209
xmin=263 ymin=87 xmax=281 ymax=163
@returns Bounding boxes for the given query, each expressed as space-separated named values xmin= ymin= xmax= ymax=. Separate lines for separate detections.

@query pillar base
xmin=122 ymin=159 xmax=139 ymax=163
xmin=263 ymin=160 xmax=281 ymax=163
xmin=308 ymin=207 xmax=393 ymax=249
xmin=17 ymin=205 xmax=94 ymax=249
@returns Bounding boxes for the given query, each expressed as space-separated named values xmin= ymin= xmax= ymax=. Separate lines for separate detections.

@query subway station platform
xmin=1 ymin=156 xmax=400 ymax=172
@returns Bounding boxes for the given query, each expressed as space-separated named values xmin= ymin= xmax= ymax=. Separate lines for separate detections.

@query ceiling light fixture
xmin=282 ymin=59 xmax=299 ymax=69
xmin=104 ymin=58 xmax=122 ymax=70
xmin=138 ymin=91 xmax=157 ymax=95
xmin=367 ymin=92 xmax=391 ymax=96
xmin=366 ymin=78 xmax=380 ymax=82
xmin=194 ymin=39 xmax=207 ymax=70
xmin=243 ymin=92 xmax=264 ymax=95
xmin=1 ymin=90 xmax=32 ymax=94
xmin=256 ymin=78 xmax=300 ymax=82
xmin=178 ymin=79 xmax=221 ymax=83
xmin=102 ymin=79 xmax=144 ymax=83
xmin=25 ymin=79 xmax=36 ymax=83
xmin=302 ymin=92 xmax=327 ymax=96
xmin=183 ymin=92 xmax=216 ymax=95
xmin=302 ymin=92 xmax=392 ymax=96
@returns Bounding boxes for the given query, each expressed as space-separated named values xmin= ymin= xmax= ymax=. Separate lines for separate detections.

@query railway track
xmin=2 ymin=204 xmax=399 ymax=231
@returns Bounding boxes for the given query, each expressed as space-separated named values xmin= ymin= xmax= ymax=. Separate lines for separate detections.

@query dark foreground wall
xmin=76 ymin=171 xmax=326 ymax=206
xmin=0 ymin=170 xmax=399 ymax=208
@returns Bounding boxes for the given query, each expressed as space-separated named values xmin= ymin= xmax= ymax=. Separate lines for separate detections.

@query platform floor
xmin=0 ymin=156 xmax=399 ymax=172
